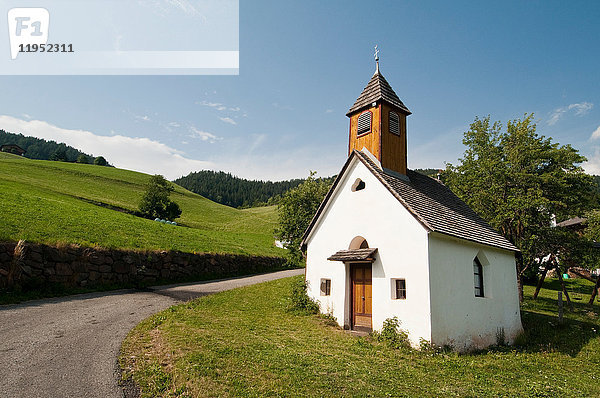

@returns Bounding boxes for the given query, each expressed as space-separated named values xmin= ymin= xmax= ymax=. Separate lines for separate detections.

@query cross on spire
xmin=374 ymin=45 xmax=380 ymax=73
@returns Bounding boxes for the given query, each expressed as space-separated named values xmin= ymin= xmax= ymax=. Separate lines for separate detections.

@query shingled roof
xmin=301 ymin=150 xmax=518 ymax=253
xmin=347 ymin=71 xmax=411 ymax=116
xmin=328 ymin=248 xmax=378 ymax=262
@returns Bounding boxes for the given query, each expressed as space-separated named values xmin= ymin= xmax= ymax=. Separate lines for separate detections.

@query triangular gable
xmin=300 ymin=151 xmax=432 ymax=251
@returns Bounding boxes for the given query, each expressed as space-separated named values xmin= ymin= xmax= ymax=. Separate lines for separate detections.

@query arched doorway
xmin=349 ymin=236 xmax=371 ymax=331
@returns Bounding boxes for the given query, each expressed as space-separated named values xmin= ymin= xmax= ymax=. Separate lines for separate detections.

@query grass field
xmin=0 ymin=152 xmax=283 ymax=256
xmin=120 ymin=277 xmax=600 ymax=397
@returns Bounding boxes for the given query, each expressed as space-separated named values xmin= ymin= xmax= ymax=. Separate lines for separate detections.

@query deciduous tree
xmin=445 ymin=114 xmax=594 ymax=300
xmin=94 ymin=156 xmax=107 ymax=166
xmin=276 ymin=172 xmax=331 ymax=265
xmin=138 ymin=175 xmax=182 ymax=221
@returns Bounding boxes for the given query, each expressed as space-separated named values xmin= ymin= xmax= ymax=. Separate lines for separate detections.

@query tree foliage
xmin=276 ymin=172 xmax=332 ymax=264
xmin=50 ymin=148 xmax=68 ymax=162
xmin=94 ymin=156 xmax=108 ymax=166
xmin=444 ymin=114 xmax=595 ymax=299
xmin=138 ymin=175 xmax=182 ymax=221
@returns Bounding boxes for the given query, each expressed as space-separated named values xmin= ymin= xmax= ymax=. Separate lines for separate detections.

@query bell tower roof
xmin=346 ymin=71 xmax=411 ymax=116
xmin=346 ymin=49 xmax=411 ymax=176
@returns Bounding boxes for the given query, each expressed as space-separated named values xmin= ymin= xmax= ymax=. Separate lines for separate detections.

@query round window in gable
xmin=351 ymin=178 xmax=365 ymax=192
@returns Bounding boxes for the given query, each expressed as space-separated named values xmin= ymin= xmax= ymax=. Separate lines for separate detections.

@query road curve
xmin=0 ymin=268 xmax=304 ymax=398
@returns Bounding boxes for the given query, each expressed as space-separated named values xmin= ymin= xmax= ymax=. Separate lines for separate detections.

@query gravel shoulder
xmin=0 ymin=268 xmax=304 ymax=398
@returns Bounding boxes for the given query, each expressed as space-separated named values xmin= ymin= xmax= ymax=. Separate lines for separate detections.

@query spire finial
xmin=374 ymin=44 xmax=380 ymax=73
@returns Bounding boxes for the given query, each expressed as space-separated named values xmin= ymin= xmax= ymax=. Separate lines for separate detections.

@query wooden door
xmin=351 ymin=263 xmax=372 ymax=330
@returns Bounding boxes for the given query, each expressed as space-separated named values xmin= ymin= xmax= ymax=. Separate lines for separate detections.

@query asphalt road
xmin=0 ymin=268 xmax=304 ymax=398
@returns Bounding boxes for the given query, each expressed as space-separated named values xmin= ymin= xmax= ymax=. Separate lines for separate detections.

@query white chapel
xmin=301 ymin=56 xmax=523 ymax=350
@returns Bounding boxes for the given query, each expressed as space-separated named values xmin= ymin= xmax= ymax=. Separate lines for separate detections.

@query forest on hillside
xmin=174 ymin=170 xmax=336 ymax=208
xmin=0 ymin=130 xmax=104 ymax=164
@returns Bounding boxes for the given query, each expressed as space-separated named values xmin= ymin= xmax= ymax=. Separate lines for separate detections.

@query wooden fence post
xmin=558 ymin=291 xmax=563 ymax=323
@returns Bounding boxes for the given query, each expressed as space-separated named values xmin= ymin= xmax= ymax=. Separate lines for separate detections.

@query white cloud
xmin=21 ymin=113 xmax=31 ymax=119
xmin=134 ymin=114 xmax=150 ymax=122
xmin=0 ymin=115 xmax=213 ymax=180
xmin=583 ymin=149 xmax=600 ymax=175
xmin=214 ymin=146 xmax=342 ymax=181
xmin=189 ymin=126 xmax=221 ymax=143
xmin=168 ymin=122 xmax=180 ymax=128
xmin=591 ymin=126 xmax=600 ymax=141
xmin=325 ymin=109 xmax=333 ymax=113
xmin=0 ymin=116 xmax=344 ymax=182
xmin=272 ymin=102 xmax=293 ymax=111
xmin=548 ymin=102 xmax=593 ymax=125
xmin=197 ymin=100 xmax=242 ymax=113
xmin=200 ymin=101 xmax=226 ymax=111
xmin=569 ymin=102 xmax=593 ymax=115
xmin=219 ymin=117 xmax=237 ymax=125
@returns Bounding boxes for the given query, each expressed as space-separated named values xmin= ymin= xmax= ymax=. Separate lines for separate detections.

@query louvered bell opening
xmin=357 ymin=111 xmax=372 ymax=136
xmin=389 ymin=112 xmax=400 ymax=135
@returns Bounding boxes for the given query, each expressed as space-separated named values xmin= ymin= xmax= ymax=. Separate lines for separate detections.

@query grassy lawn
xmin=120 ymin=276 xmax=600 ymax=397
xmin=0 ymin=153 xmax=283 ymax=256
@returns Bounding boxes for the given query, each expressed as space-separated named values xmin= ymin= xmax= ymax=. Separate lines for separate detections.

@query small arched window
xmin=351 ymin=178 xmax=365 ymax=192
xmin=349 ymin=236 xmax=369 ymax=249
xmin=389 ymin=112 xmax=400 ymax=135
xmin=357 ymin=111 xmax=372 ymax=136
xmin=473 ymin=257 xmax=484 ymax=297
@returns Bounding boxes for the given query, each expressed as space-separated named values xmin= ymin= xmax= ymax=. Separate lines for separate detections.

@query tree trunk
xmin=589 ymin=275 xmax=600 ymax=305
xmin=557 ymin=268 xmax=574 ymax=311
xmin=533 ymin=263 xmax=551 ymax=300
xmin=516 ymin=258 xmax=524 ymax=302
xmin=517 ymin=273 xmax=524 ymax=302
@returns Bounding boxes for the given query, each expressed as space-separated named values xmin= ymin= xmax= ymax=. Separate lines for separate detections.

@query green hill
xmin=0 ymin=152 xmax=283 ymax=257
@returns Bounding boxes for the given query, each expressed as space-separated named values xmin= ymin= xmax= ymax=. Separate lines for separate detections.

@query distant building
xmin=301 ymin=57 xmax=522 ymax=351
xmin=0 ymin=144 xmax=26 ymax=156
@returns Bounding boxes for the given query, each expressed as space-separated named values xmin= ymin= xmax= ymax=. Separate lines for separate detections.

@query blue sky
xmin=1 ymin=0 xmax=599 ymax=180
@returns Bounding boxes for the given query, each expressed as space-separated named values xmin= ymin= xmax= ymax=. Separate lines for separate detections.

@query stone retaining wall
xmin=0 ymin=240 xmax=287 ymax=291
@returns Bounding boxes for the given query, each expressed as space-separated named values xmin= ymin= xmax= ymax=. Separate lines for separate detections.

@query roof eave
xmin=428 ymin=230 xmax=520 ymax=254
xmin=346 ymin=100 xmax=412 ymax=117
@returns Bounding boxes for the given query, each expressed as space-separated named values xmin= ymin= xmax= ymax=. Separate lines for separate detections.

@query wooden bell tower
xmin=347 ymin=47 xmax=411 ymax=176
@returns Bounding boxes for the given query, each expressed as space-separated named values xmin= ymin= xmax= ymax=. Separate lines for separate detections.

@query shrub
xmin=372 ymin=317 xmax=410 ymax=349
xmin=288 ymin=277 xmax=319 ymax=314
xmin=495 ymin=327 xmax=506 ymax=346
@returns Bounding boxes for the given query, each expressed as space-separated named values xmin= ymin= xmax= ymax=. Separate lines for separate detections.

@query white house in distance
xmin=301 ymin=58 xmax=523 ymax=351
